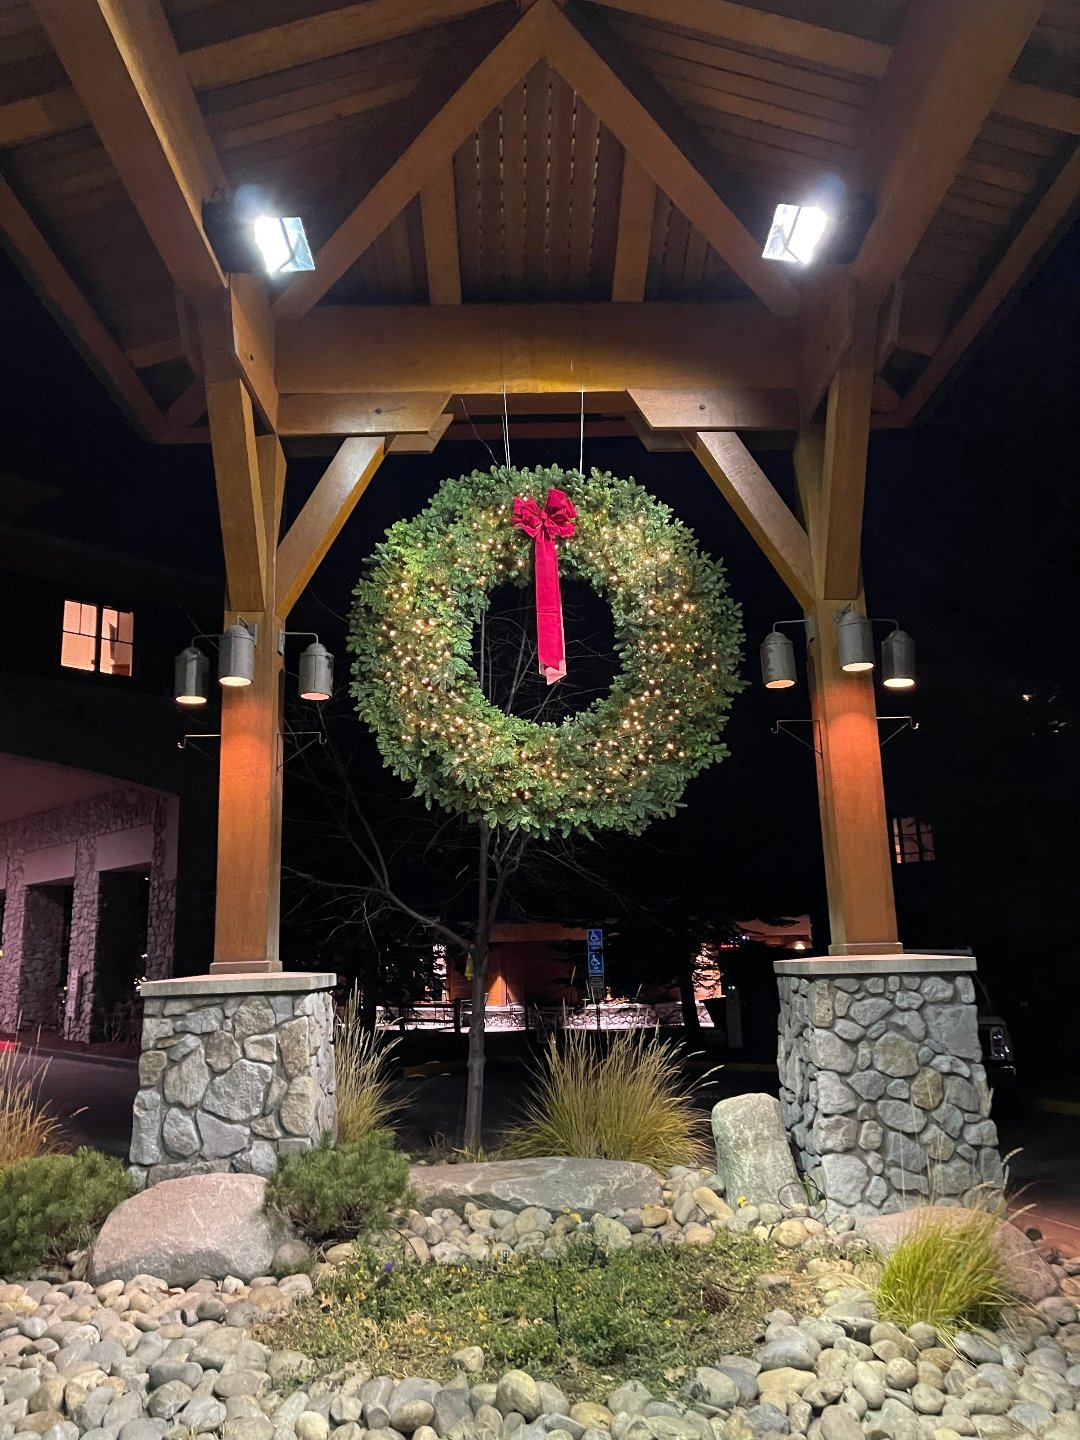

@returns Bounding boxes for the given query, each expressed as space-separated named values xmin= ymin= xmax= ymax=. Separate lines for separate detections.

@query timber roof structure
xmin=2 ymin=0 xmax=1078 ymax=447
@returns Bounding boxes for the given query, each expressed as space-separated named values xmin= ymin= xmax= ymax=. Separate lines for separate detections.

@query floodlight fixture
xmin=881 ymin=627 xmax=917 ymax=689
xmin=202 ymin=187 xmax=314 ymax=275
xmin=218 ymin=620 xmax=256 ymax=687
xmin=762 ymin=203 xmax=831 ymax=264
xmin=835 ymin=610 xmax=875 ymax=672
xmin=760 ymin=629 xmax=797 ymax=689
xmin=173 ymin=646 xmax=209 ymax=706
xmin=298 ymin=641 xmax=334 ymax=702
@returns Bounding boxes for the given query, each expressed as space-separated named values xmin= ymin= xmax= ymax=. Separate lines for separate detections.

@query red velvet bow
xmin=512 ymin=487 xmax=577 ymax=685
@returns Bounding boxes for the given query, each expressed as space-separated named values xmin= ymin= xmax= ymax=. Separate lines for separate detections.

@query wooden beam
xmin=388 ymin=411 xmax=455 ymax=453
xmin=420 ymin=168 xmax=462 ymax=305
xmin=0 ymin=175 xmax=166 ymax=441
xmin=871 ymin=376 xmax=901 ymax=414
xmin=816 ymin=302 xmax=876 ymax=599
xmin=166 ymin=378 xmax=206 ymax=427
xmin=125 ymin=337 xmax=185 ymax=370
xmin=278 ymin=302 xmax=797 ymax=394
xmin=276 ymin=438 xmax=385 ymax=617
xmin=797 ymin=266 xmax=856 ymax=423
xmin=277 ymin=392 xmax=453 ymax=437
xmin=546 ymin=4 xmax=799 ymax=316
xmin=890 ymin=142 xmax=1080 ymax=425
xmin=32 ymin=0 xmax=277 ymax=425
xmin=853 ymin=0 xmax=1046 ymax=304
xmin=579 ymin=0 xmax=1080 ymax=135
xmin=611 ymin=155 xmax=655 ymax=302
xmin=629 ymin=387 xmax=797 ymax=430
xmin=274 ymin=5 xmax=544 ymax=322
xmin=205 ymin=375 xmax=267 ymax=613
xmin=691 ymin=430 xmax=813 ymax=607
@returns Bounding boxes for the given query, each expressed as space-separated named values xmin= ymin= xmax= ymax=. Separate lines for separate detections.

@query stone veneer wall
xmin=130 ymin=977 xmax=337 ymax=1189
xmin=776 ymin=958 xmax=1002 ymax=1216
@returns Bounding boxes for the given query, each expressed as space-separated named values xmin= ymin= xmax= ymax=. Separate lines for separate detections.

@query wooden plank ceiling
xmin=0 ymin=0 xmax=1078 ymax=438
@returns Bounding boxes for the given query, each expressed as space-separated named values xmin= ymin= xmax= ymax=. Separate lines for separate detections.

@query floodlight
xmin=219 ymin=621 xmax=256 ymax=687
xmin=173 ymin=646 xmax=209 ymax=706
xmin=882 ymin=628 xmax=916 ymax=689
xmin=252 ymin=215 xmax=315 ymax=275
xmin=760 ymin=630 xmax=797 ymax=689
xmin=836 ymin=611 xmax=875 ymax=672
xmin=298 ymin=642 xmax=333 ymax=701
xmin=762 ymin=203 xmax=830 ymax=264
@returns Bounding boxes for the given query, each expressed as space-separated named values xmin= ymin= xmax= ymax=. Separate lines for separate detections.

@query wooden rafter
xmin=205 ymin=376 xmax=267 ymax=613
xmin=611 ymin=155 xmax=655 ymax=302
xmin=630 ymin=387 xmax=796 ymax=430
xmin=691 ymin=431 xmax=813 ymax=608
xmin=420 ymin=168 xmax=463 ymax=305
xmin=276 ymin=438 xmax=385 ymax=617
xmin=277 ymin=392 xmax=453 ymax=437
xmin=546 ymin=4 xmax=799 ymax=315
xmin=32 ymin=0 xmax=277 ymax=425
xmin=580 ymin=0 xmax=1080 ymax=136
xmin=0 ymin=174 xmax=167 ymax=441
xmin=816 ymin=302 xmax=876 ymax=599
xmin=853 ymin=0 xmax=1046 ymax=304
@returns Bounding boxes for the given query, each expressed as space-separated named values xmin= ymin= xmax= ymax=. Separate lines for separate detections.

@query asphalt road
xmin=12 ymin=1046 xmax=1080 ymax=1257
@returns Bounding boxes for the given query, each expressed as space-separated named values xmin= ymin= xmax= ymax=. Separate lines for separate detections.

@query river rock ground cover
xmin=3 ymin=1166 xmax=1080 ymax=1440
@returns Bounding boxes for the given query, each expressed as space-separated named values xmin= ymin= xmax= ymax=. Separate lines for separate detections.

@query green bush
xmin=0 ymin=1147 xmax=132 ymax=1277
xmin=265 ymin=1130 xmax=413 ymax=1243
xmin=874 ymin=1207 xmax=1013 ymax=1338
xmin=268 ymin=1232 xmax=780 ymax=1396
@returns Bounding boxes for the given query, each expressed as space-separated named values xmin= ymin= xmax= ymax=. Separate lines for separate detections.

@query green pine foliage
xmin=264 ymin=1130 xmax=414 ymax=1243
xmin=349 ymin=466 xmax=745 ymax=837
xmin=0 ymin=1147 xmax=132 ymax=1277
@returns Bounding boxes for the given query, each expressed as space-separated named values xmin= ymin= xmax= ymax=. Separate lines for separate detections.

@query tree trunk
xmin=677 ymin=946 xmax=701 ymax=1037
xmin=463 ymin=821 xmax=491 ymax=1153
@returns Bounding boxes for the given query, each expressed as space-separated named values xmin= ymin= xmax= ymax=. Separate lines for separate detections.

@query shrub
xmin=0 ymin=1039 xmax=62 ymax=1167
xmin=503 ymin=1030 xmax=712 ymax=1171
xmin=874 ymin=1207 xmax=1013 ymax=1338
xmin=0 ymin=1147 xmax=132 ymax=1277
xmin=265 ymin=1129 xmax=414 ymax=1243
xmin=335 ymin=991 xmax=402 ymax=1144
xmin=267 ymin=1231 xmax=780 ymax=1396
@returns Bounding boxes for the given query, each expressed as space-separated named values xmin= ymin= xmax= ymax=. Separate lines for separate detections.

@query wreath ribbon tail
xmin=533 ymin=531 xmax=567 ymax=685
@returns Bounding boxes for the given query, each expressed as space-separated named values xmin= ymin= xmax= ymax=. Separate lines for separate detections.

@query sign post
xmin=586 ymin=928 xmax=604 ymax=1033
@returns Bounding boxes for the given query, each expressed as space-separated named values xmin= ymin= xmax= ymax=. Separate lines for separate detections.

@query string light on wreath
xmin=349 ymin=466 xmax=745 ymax=838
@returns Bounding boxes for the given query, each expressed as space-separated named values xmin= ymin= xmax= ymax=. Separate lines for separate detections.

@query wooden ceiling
xmin=1 ymin=0 xmax=1078 ymax=443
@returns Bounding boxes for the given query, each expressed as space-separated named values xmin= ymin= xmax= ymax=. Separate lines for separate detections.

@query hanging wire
xmin=502 ymin=385 xmax=511 ymax=474
xmin=579 ymin=385 xmax=585 ymax=476
xmin=458 ymin=395 xmax=500 ymax=470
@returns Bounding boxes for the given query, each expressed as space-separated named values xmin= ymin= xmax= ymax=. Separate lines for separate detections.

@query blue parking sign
xmin=587 ymin=951 xmax=604 ymax=976
xmin=587 ymin=927 xmax=603 ymax=949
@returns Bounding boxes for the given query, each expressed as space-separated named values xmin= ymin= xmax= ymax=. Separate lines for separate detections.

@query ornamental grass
xmin=334 ymin=990 xmax=402 ymax=1144
xmin=0 ymin=1037 xmax=61 ymax=1168
xmin=502 ymin=1029 xmax=712 ymax=1172
xmin=873 ymin=1205 xmax=1014 ymax=1339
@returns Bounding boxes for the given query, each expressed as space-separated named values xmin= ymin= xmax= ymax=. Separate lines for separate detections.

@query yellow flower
xmin=736 ymin=1196 xmax=748 ymax=1207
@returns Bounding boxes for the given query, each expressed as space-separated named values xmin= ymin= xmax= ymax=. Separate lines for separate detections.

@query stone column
xmin=18 ymin=885 xmax=68 ymax=1030
xmin=775 ymin=955 xmax=1002 ymax=1216
xmin=64 ymin=837 xmax=100 ymax=1043
xmin=130 ymin=972 xmax=337 ymax=1189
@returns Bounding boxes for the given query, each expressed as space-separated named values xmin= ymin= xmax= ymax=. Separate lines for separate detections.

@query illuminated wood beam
xmin=274 ymin=5 xmax=544 ymax=321
xmin=125 ymin=337 xmax=185 ymax=370
xmin=853 ymin=0 xmax=1046 ymax=304
xmin=629 ymin=387 xmax=797 ymax=430
xmin=0 ymin=174 xmax=167 ymax=442
xmin=546 ymin=4 xmax=799 ymax=316
xmin=816 ymin=301 xmax=876 ymax=599
xmin=277 ymin=302 xmax=797 ymax=394
xmin=420 ymin=168 xmax=462 ymax=305
xmin=205 ymin=375 xmax=267 ymax=613
xmin=797 ymin=266 xmax=856 ymax=423
xmin=277 ymin=392 xmax=453 ymax=437
xmin=611 ymin=155 xmax=655 ymax=302
xmin=276 ymin=438 xmax=385 ymax=617
xmin=691 ymin=430 xmax=813 ymax=607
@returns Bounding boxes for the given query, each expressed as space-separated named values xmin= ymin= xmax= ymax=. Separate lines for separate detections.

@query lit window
xmin=762 ymin=203 xmax=830 ymax=264
xmin=61 ymin=601 xmax=134 ymax=676
xmin=892 ymin=816 xmax=935 ymax=865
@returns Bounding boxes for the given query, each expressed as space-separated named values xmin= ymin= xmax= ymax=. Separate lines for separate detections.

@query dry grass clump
xmin=502 ymin=1029 xmax=712 ymax=1172
xmin=334 ymin=991 xmax=402 ymax=1144
xmin=874 ymin=1206 xmax=1013 ymax=1339
xmin=0 ymin=1039 xmax=61 ymax=1167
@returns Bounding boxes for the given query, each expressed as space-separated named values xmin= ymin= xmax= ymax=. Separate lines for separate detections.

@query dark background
xmin=2 ymin=218 xmax=1078 ymax=1065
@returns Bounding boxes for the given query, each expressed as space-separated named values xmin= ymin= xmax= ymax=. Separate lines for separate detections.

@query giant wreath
xmin=349 ymin=465 xmax=744 ymax=837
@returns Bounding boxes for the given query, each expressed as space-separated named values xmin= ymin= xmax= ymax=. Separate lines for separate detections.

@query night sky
xmin=2 ymin=218 xmax=1078 ymax=1051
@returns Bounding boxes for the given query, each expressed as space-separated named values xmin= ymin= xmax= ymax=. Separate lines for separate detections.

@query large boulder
xmin=90 ymin=1173 xmax=287 ymax=1286
xmin=855 ymin=1205 xmax=1058 ymax=1304
xmin=408 ymin=1158 xmax=662 ymax=1216
xmin=711 ymin=1094 xmax=801 ymax=1208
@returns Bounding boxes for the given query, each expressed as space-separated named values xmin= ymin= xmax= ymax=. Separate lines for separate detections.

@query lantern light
xmin=218 ymin=621 xmax=256 ymax=687
xmin=173 ymin=646 xmax=209 ymax=706
xmin=836 ymin=610 xmax=875 ymax=672
xmin=760 ymin=630 xmax=797 ymax=689
xmin=298 ymin=642 xmax=334 ymax=702
xmin=882 ymin=627 xmax=917 ymax=689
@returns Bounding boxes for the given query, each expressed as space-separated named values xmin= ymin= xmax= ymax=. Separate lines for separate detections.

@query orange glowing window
xmin=61 ymin=601 xmax=134 ymax=676
xmin=892 ymin=816 xmax=935 ymax=865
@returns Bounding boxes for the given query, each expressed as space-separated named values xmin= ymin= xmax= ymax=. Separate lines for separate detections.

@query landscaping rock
xmin=409 ymin=1159 xmax=662 ymax=1218
xmin=710 ymin=1095 xmax=800 ymax=1208
xmin=89 ymin=1173 xmax=287 ymax=1285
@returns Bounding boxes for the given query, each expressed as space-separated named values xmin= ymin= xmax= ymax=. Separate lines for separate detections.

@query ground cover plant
xmin=265 ymin=1231 xmax=788 ymax=1397
xmin=0 ymin=1038 xmax=61 ymax=1166
xmin=873 ymin=1206 xmax=1013 ymax=1338
xmin=503 ymin=1030 xmax=712 ymax=1171
xmin=0 ymin=1147 xmax=131 ymax=1276
xmin=265 ymin=1129 xmax=414 ymax=1243
xmin=335 ymin=991 xmax=402 ymax=1144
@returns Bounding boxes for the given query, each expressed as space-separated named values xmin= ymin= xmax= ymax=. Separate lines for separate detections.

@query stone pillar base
xmin=775 ymin=955 xmax=1002 ymax=1217
xmin=130 ymin=972 xmax=337 ymax=1189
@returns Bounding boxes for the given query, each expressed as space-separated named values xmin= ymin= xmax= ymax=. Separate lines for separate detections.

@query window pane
xmin=78 ymin=603 xmax=97 ymax=636
xmin=62 ymin=599 xmax=82 ymax=631
xmin=61 ymin=630 xmax=96 ymax=670
xmin=100 ymin=640 xmax=133 ymax=676
xmin=99 ymin=610 xmax=134 ymax=676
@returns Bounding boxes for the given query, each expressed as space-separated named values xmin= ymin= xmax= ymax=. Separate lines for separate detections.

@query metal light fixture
xmin=173 ymin=646 xmax=209 ymax=706
xmin=218 ymin=621 xmax=256 ymax=687
xmin=760 ymin=630 xmax=797 ymax=689
xmin=203 ymin=187 xmax=314 ymax=276
xmin=836 ymin=611 xmax=875 ymax=672
xmin=882 ymin=627 xmax=916 ymax=689
xmin=298 ymin=641 xmax=333 ymax=702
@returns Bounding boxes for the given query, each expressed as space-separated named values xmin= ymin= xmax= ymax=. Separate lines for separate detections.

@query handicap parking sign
xmin=587 ymin=951 xmax=604 ymax=976
xmin=587 ymin=927 xmax=603 ymax=949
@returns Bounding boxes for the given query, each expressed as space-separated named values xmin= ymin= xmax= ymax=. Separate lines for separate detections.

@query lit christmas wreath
xmin=349 ymin=465 xmax=744 ymax=837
